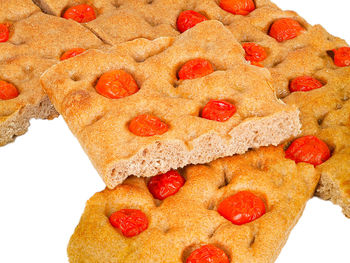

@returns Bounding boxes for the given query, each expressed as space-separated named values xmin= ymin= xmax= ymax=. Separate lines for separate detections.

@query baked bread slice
xmin=41 ymin=21 xmax=301 ymax=188
xmin=223 ymin=2 xmax=350 ymax=217
xmin=35 ymin=0 xmax=350 ymax=215
xmin=68 ymin=146 xmax=318 ymax=263
xmin=0 ymin=0 xmax=54 ymax=145
xmin=0 ymin=5 xmax=103 ymax=146
xmin=219 ymin=2 xmax=350 ymax=217
xmin=270 ymin=49 xmax=350 ymax=217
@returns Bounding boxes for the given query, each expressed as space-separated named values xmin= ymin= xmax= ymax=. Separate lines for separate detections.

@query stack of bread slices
xmin=1 ymin=0 xmax=349 ymax=262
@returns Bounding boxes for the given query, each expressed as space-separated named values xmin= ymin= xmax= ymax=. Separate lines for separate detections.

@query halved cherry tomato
xmin=60 ymin=48 xmax=86 ymax=61
xmin=177 ymin=10 xmax=208 ymax=33
xmin=187 ymin=245 xmax=229 ymax=263
xmin=289 ymin=76 xmax=323 ymax=92
xmin=285 ymin=136 xmax=331 ymax=166
xmin=201 ymin=100 xmax=236 ymax=122
xmin=332 ymin=47 xmax=350 ymax=67
xmin=95 ymin=70 xmax=139 ymax=99
xmin=242 ymin=43 xmax=267 ymax=66
xmin=178 ymin=59 xmax=214 ymax=80
xmin=0 ymin=80 xmax=19 ymax=100
xmin=109 ymin=209 xmax=148 ymax=237
xmin=0 ymin=23 xmax=9 ymax=42
xmin=218 ymin=191 xmax=266 ymax=225
xmin=269 ymin=18 xmax=304 ymax=42
xmin=63 ymin=4 xmax=96 ymax=23
xmin=129 ymin=114 xmax=169 ymax=137
xmin=219 ymin=0 xmax=255 ymax=16
xmin=148 ymin=170 xmax=185 ymax=200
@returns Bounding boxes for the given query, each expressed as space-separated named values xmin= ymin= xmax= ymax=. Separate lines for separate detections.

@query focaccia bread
xmin=68 ymin=146 xmax=318 ymax=263
xmin=224 ymin=5 xmax=350 ymax=217
xmin=34 ymin=0 xmax=350 ymax=216
xmin=32 ymin=0 xmax=278 ymax=45
xmin=260 ymin=44 xmax=350 ymax=217
xmin=0 ymin=2 xmax=103 ymax=145
xmin=41 ymin=21 xmax=300 ymax=189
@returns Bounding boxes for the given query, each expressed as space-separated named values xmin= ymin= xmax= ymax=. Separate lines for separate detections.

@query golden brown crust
xmin=68 ymin=146 xmax=319 ymax=263
xmin=225 ymin=4 xmax=350 ymax=216
xmin=0 ymin=7 xmax=103 ymax=146
xmin=41 ymin=21 xmax=301 ymax=188
xmin=273 ymin=55 xmax=350 ymax=217
xmin=0 ymin=0 xmax=39 ymax=22
xmin=0 ymin=56 xmax=57 ymax=145
xmin=35 ymin=0 xmax=350 ymax=215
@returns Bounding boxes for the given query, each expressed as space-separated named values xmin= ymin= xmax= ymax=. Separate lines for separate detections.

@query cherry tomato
xmin=60 ymin=48 xmax=86 ymax=61
xmin=129 ymin=114 xmax=169 ymax=137
xmin=269 ymin=18 xmax=304 ymax=42
xmin=148 ymin=170 xmax=185 ymax=200
xmin=95 ymin=70 xmax=139 ymax=99
xmin=0 ymin=80 xmax=19 ymax=100
xmin=332 ymin=47 xmax=350 ymax=67
xmin=0 ymin=23 xmax=9 ymax=42
xmin=201 ymin=100 xmax=236 ymax=122
xmin=177 ymin=10 xmax=208 ymax=33
xmin=109 ymin=209 xmax=148 ymax=237
xmin=187 ymin=245 xmax=229 ymax=263
xmin=289 ymin=76 xmax=324 ymax=92
xmin=219 ymin=0 xmax=255 ymax=16
xmin=63 ymin=4 xmax=96 ymax=23
xmin=218 ymin=191 xmax=266 ymax=225
xmin=285 ymin=136 xmax=331 ymax=166
xmin=178 ymin=59 xmax=214 ymax=80
xmin=242 ymin=43 xmax=267 ymax=65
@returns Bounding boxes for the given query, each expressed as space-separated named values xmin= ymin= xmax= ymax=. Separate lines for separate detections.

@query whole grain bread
xmin=41 ymin=21 xmax=301 ymax=189
xmin=267 ymin=46 xmax=350 ymax=217
xmin=34 ymin=0 xmax=350 ymax=216
xmin=225 ymin=3 xmax=350 ymax=217
xmin=68 ymin=146 xmax=318 ymax=263
xmin=0 ymin=2 xmax=103 ymax=145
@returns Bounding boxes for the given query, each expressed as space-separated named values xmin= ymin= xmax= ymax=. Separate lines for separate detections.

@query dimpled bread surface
xmin=41 ymin=21 xmax=301 ymax=189
xmin=68 ymin=146 xmax=318 ymax=263
xmin=0 ymin=0 xmax=103 ymax=146
xmin=36 ymin=0 xmax=350 ymax=217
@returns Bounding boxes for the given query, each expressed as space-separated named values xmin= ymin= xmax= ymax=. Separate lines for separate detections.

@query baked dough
xmin=20 ymin=0 xmax=350 ymax=216
xmin=41 ymin=21 xmax=300 ymax=188
xmin=68 ymin=146 xmax=319 ymax=263
xmin=0 ymin=3 xmax=103 ymax=145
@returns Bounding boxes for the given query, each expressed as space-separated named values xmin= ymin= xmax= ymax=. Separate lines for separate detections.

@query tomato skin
xmin=218 ymin=191 xmax=266 ymax=225
xmin=250 ymin=61 xmax=264 ymax=67
xmin=269 ymin=18 xmax=304 ymax=42
xmin=63 ymin=4 xmax=96 ymax=23
xmin=219 ymin=0 xmax=256 ymax=16
xmin=109 ymin=209 xmax=148 ymax=237
xmin=60 ymin=48 xmax=86 ymax=61
xmin=242 ymin=43 xmax=267 ymax=65
xmin=289 ymin=76 xmax=324 ymax=93
xmin=0 ymin=80 xmax=19 ymax=100
xmin=148 ymin=170 xmax=185 ymax=200
xmin=0 ymin=23 xmax=9 ymax=42
xmin=186 ymin=245 xmax=229 ymax=263
xmin=332 ymin=47 xmax=350 ymax=67
xmin=95 ymin=70 xmax=139 ymax=99
xmin=129 ymin=114 xmax=169 ymax=137
xmin=285 ymin=136 xmax=331 ymax=166
xmin=177 ymin=10 xmax=208 ymax=33
xmin=178 ymin=59 xmax=214 ymax=80
xmin=201 ymin=100 xmax=236 ymax=122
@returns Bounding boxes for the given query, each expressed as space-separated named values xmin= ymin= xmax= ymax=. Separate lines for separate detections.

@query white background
xmin=1 ymin=1 xmax=349 ymax=262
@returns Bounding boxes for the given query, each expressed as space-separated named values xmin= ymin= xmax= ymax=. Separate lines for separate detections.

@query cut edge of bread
xmin=316 ymin=173 xmax=350 ymax=218
xmin=0 ymin=96 xmax=58 ymax=146
xmin=104 ymin=106 xmax=301 ymax=189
